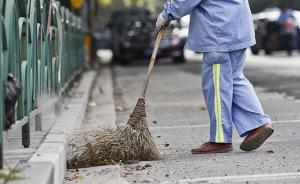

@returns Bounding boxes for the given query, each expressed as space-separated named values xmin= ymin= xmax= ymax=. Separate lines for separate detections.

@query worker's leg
xmin=202 ymin=52 xmax=233 ymax=143
xmin=230 ymin=49 xmax=271 ymax=137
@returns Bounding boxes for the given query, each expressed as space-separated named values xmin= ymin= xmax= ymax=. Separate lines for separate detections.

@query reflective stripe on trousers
xmin=202 ymin=49 xmax=271 ymax=143
xmin=213 ymin=64 xmax=224 ymax=143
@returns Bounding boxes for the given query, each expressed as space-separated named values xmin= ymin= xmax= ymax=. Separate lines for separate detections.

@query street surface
xmin=65 ymin=50 xmax=300 ymax=183
xmin=245 ymin=51 xmax=300 ymax=99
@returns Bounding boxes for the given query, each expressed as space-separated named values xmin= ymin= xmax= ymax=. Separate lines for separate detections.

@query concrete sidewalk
xmin=64 ymin=68 xmax=129 ymax=184
xmin=2 ymin=70 xmax=97 ymax=184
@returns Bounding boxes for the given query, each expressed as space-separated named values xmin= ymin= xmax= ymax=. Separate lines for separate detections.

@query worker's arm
xmin=161 ymin=0 xmax=203 ymax=20
xmin=154 ymin=0 xmax=202 ymax=37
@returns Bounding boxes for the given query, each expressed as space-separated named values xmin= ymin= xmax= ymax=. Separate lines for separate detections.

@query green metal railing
xmin=0 ymin=0 xmax=85 ymax=169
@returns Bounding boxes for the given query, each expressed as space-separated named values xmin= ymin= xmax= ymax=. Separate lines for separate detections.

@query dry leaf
xmin=88 ymin=102 xmax=97 ymax=107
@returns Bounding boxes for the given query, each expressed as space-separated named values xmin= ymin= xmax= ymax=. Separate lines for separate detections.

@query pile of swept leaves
xmin=67 ymin=118 xmax=160 ymax=169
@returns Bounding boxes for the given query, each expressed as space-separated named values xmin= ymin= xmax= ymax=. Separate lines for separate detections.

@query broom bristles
xmin=67 ymin=98 xmax=160 ymax=169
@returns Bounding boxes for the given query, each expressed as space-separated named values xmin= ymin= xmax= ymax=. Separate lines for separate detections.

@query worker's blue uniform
xmin=161 ymin=0 xmax=271 ymax=143
xmin=202 ymin=49 xmax=270 ymax=143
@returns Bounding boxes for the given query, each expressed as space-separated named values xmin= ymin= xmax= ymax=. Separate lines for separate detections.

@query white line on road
xmin=272 ymin=119 xmax=300 ymax=124
xmin=150 ymin=119 xmax=300 ymax=130
xmin=162 ymin=172 xmax=300 ymax=184
xmin=150 ymin=124 xmax=210 ymax=130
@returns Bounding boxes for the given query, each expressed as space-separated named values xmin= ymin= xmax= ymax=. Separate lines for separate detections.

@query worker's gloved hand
xmin=154 ymin=13 xmax=171 ymax=37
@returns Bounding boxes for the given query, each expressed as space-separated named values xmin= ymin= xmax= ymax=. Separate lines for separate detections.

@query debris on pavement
xmin=136 ymin=165 xmax=147 ymax=171
xmin=123 ymin=163 xmax=153 ymax=173
xmin=116 ymin=105 xmax=126 ymax=112
xmin=64 ymin=174 xmax=84 ymax=182
xmin=135 ymin=163 xmax=152 ymax=171
xmin=88 ymin=102 xmax=97 ymax=107
xmin=164 ymin=143 xmax=170 ymax=147
xmin=144 ymin=163 xmax=152 ymax=168
xmin=99 ymin=87 xmax=104 ymax=94
xmin=122 ymin=171 xmax=133 ymax=177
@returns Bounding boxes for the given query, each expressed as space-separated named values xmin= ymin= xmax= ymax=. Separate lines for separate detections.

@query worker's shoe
xmin=240 ymin=123 xmax=274 ymax=152
xmin=191 ymin=142 xmax=233 ymax=154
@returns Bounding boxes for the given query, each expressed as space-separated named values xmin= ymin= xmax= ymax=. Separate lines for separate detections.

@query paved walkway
xmin=1 ymin=71 xmax=96 ymax=184
xmin=64 ymin=58 xmax=300 ymax=184
xmin=113 ymin=61 xmax=300 ymax=184
xmin=3 ymin=96 xmax=57 ymax=169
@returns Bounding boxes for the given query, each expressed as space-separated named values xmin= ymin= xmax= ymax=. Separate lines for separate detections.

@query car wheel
xmin=119 ymin=58 xmax=129 ymax=66
xmin=251 ymin=49 xmax=259 ymax=55
xmin=112 ymin=54 xmax=121 ymax=65
xmin=118 ymin=47 xmax=130 ymax=66
xmin=265 ymin=49 xmax=272 ymax=55
xmin=172 ymin=53 xmax=185 ymax=64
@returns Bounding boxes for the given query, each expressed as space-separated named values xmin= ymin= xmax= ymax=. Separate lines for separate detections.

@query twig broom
xmin=67 ymin=30 xmax=164 ymax=168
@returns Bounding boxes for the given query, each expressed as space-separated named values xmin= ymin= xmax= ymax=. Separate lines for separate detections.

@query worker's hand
xmin=154 ymin=13 xmax=170 ymax=37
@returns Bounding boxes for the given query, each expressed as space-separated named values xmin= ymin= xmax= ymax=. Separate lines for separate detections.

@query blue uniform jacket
xmin=162 ymin=0 xmax=256 ymax=52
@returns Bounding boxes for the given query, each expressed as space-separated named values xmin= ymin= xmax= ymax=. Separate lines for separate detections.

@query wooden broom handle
xmin=140 ymin=30 xmax=164 ymax=98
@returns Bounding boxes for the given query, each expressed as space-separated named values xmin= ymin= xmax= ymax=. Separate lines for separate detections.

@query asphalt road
xmin=112 ymin=50 xmax=300 ymax=184
xmin=180 ymin=50 xmax=300 ymax=99
xmin=245 ymin=51 xmax=300 ymax=99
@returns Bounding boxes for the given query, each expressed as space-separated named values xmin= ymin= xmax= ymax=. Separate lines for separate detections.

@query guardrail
xmin=0 ymin=0 xmax=85 ymax=168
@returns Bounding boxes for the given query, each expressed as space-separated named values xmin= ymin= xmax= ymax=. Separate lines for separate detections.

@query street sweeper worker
xmin=154 ymin=0 xmax=274 ymax=154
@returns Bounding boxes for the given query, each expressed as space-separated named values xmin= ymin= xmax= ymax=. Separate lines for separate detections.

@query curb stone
xmin=10 ymin=162 xmax=54 ymax=184
xmin=64 ymin=67 xmax=130 ymax=184
xmin=11 ymin=71 xmax=97 ymax=184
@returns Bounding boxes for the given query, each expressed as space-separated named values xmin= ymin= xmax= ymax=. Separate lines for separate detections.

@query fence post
xmin=35 ymin=0 xmax=43 ymax=131
xmin=22 ymin=0 xmax=34 ymax=148
xmin=0 ymin=0 xmax=5 ymax=170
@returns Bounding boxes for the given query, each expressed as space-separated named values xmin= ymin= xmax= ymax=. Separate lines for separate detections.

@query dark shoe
xmin=240 ymin=123 xmax=274 ymax=151
xmin=191 ymin=142 xmax=233 ymax=154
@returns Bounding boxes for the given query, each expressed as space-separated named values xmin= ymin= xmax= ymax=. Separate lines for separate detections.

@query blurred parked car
xmin=251 ymin=8 xmax=300 ymax=56
xmin=173 ymin=15 xmax=190 ymax=42
xmin=108 ymin=8 xmax=150 ymax=64
xmin=108 ymin=9 xmax=185 ymax=65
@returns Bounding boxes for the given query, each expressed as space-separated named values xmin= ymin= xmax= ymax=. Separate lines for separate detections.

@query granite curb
xmin=10 ymin=70 xmax=97 ymax=184
xmin=63 ymin=67 xmax=130 ymax=184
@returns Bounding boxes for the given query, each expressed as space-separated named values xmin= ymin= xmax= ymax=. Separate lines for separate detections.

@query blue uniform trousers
xmin=202 ymin=49 xmax=271 ymax=143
